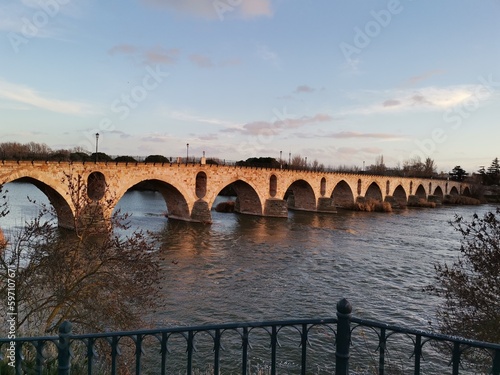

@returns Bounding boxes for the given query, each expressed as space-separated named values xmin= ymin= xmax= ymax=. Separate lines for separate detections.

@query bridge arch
xmin=433 ymin=186 xmax=444 ymax=199
xmin=415 ymin=184 xmax=426 ymax=199
xmin=449 ymin=186 xmax=459 ymax=196
xmin=224 ymin=180 xmax=263 ymax=216
xmin=392 ymin=185 xmax=407 ymax=205
xmin=331 ymin=180 xmax=355 ymax=207
xmin=365 ymin=182 xmax=383 ymax=201
xmin=116 ymin=179 xmax=190 ymax=221
xmin=285 ymin=179 xmax=316 ymax=211
xmin=8 ymin=177 xmax=75 ymax=229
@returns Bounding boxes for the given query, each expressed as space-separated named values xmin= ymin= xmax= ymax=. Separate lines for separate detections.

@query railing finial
xmin=337 ymin=298 xmax=352 ymax=315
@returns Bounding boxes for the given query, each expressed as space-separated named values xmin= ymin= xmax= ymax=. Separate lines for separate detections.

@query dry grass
xmin=407 ymin=198 xmax=436 ymax=208
xmin=348 ymin=199 xmax=393 ymax=213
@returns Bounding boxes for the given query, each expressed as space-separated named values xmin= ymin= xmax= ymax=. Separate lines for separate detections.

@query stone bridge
xmin=0 ymin=161 xmax=470 ymax=229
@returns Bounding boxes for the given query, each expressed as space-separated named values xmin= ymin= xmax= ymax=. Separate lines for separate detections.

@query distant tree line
xmin=478 ymin=157 xmax=500 ymax=185
xmin=0 ymin=142 xmax=140 ymax=163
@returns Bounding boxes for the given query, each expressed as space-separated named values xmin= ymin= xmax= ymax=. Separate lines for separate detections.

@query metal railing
xmin=1 ymin=299 xmax=499 ymax=375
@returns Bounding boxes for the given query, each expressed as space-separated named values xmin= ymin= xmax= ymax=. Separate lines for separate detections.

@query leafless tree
xmin=0 ymin=174 xmax=161 ymax=335
xmin=427 ymin=208 xmax=500 ymax=343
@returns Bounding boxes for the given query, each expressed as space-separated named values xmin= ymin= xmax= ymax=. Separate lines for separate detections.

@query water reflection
xmin=1 ymin=183 xmax=496 ymax=332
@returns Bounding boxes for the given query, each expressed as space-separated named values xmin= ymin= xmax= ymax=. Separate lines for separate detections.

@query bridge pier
xmin=264 ymin=198 xmax=288 ymax=218
xmin=317 ymin=197 xmax=337 ymax=213
xmin=191 ymin=200 xmax=212 ymax=223
xmin=407 ymin=195 xmax=422 ymax=205
xmin=427 ymin=195 xmax=442 ymax=205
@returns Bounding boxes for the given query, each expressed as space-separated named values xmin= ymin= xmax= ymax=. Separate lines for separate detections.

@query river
xmin=1 ymin=182 xmax=497 ymax=373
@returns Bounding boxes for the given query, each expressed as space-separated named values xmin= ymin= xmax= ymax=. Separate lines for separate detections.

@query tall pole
xmin=280 ymin=150 xmax=282 ymax=168
xmin=289 ymin=152 xmax=291 ymax=165
xmin=95 ymin=133 xmax=99 ymax=163
xmin=186 ymin=143 xmax=189 ymax=164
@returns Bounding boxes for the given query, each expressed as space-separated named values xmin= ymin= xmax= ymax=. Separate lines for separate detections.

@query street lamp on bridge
xmin=95 ymin=133 xmax=99 ymax=163
xmin=186 ymin=143 xmax=189 ymax=164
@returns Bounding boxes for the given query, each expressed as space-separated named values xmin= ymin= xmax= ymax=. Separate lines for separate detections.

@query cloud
xmin=405 ymin=69 xmax=446 ymax=87
xmin=326 ymin=131 xmax=404 ymax=140
xmin=109 ymin=44 xmax=180 ymax=65
xmin=141 ymin=134 xmax=174 ymax=143
xmin=256 ymin=43 xmax=280 ymax=68
xmin=343 ymin=84 xmax=493 ymax=116
xmin=295 ymin=85 xmax=315 ymax=93
xmin=189 ymin=54 xmax=214 ymax=68
xmin=219 ymin=58 xmax=242 ymax=67
xmin=109 ymin=44 xmax=138 ymax=55
xmin=0 ymin=1 xmax=81 ymax=38
xmin=224 ymin=113 xmax=332 ymax=136
xmin=198 ymin=134 xmax=219 ymax=141
xmin=144 ymin=46 xmax=180 ymax=64
xmin=0 ymin=79 xmax=91 ymax=115
xmin=170 ymin=110 xmax=240 ymax=127
xmin=140 ymin=0 xmax=272 ymax=19
xmin=108 ymin=130 xmax=132 ymax=139
xmin=337 ymin=146 xmax=383 ymax=155
xmin=383 ymin=99 xmax=400 ymax=107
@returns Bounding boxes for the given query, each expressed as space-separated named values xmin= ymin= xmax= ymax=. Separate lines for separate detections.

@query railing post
xmin=492 ymin=348 xmax=500 ymax=375
xmin=336 ymin=298 xmax=352 ymax=375
xmin=58 ymin=321 xmax=72 ymax=375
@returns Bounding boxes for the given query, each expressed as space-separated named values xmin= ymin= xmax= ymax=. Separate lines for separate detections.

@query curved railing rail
xmin=1 ymin=299 xmax=498 ymax=375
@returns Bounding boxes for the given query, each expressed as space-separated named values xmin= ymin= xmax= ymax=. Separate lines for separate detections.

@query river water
xmin=1 ymin=182 xmax=497 ymax=373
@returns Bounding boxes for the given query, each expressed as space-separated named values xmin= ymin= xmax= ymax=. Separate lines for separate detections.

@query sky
xmin=0 ymin=0 xmax=499 ymax=173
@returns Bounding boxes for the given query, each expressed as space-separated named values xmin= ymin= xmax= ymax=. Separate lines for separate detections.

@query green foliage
xmin=479 ymin=157 xmax=500 ymax=186
xmin=449 ymin=166 xmax=468 ymax=181
xmin=89 ymin=152 xmax=113 ymax=162
xmin=69 ymin=152 xmax=91 ymax=162
xmin=428 ymin=208 xmax=500 ymax=343
xmin=145 ymin=154 xmax=169 ymax=163
xmin=114 ymin=155 xmax=137 ymax=162
xmin=236 ymin=157 xmax=280 ymax=168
